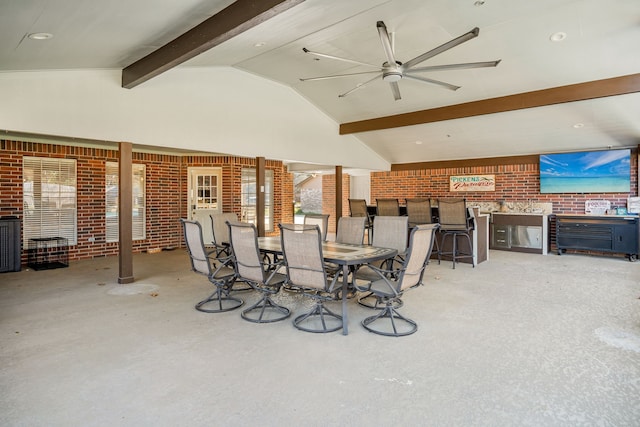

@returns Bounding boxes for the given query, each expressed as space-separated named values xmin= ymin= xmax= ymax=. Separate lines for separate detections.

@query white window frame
xmin=105 ymin=162 xmax=146 ymax=242
xmin=23 ymin=156 xmax=77 ymax=245
xmin=241 ymin=168 xmax=274 ymax=232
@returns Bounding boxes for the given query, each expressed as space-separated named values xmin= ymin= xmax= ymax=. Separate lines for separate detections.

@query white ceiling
xmin=1 ymin=0 xmax=639 ymax=167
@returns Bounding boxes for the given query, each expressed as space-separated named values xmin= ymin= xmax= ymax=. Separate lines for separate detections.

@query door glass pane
xmin=196 ymin=174 xmax=218 ymax=209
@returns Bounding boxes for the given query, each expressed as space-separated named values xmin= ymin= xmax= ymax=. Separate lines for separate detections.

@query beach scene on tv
xmin=539 ymin=149 xmax=631 ymax=193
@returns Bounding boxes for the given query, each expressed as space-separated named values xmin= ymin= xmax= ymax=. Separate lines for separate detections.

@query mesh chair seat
xmin=180 ymin=219 xmax=243 ymax=313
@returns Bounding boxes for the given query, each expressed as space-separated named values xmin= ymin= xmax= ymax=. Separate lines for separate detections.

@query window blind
xmin=23 ymin=157 xmax=77 ymax=245
xmin=106 ymin=162 xmax=146 ymax=242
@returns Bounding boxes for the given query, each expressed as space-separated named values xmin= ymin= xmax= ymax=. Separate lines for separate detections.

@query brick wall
xmin=1 ymin=140 xmax=293 ymax=263
xmin=369 ymin=154 xmax=638 ymax=213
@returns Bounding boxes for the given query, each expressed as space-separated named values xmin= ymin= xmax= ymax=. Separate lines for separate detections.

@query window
xmin=23 ymin=157 xmax=77 ymax=245
xmin=105 ymin=162 xmax=146 ymax=242
xmin=241 ymin=168 xmax=274 ymax=232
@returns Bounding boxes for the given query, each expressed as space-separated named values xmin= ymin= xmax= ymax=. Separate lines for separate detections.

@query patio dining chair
xmin=180 ymin=218 xmax=243 ymax=313
xmin=210 ymin=212 xmax=237 ymax=257
xmin=279 ymin=223 xmax=343 ymax=333
xmin=331 ymin=216 xmax=367 ymax=294
xmin=376 ymin=198 xmax=400 ymax=216
xmin=353 ymin=223 xmax=439 ymax=336
xmin=211 ymin=213 xmax=252 ymax=292
xmin=303 ymin=213 xmax=330 ymax=241
xmin=227 ymin=221 xmax=291 ymax=323
xmin=335 ymin=216 xmax=366 ymax=245
xmin=348 ymin=198 xmax=373 ymax=243
xmin=356 ymin=215 xmax=408 ymax=309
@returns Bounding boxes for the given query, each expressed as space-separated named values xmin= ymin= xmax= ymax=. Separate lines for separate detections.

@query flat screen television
xmin=539 ymin=149 xmax=631 ymax=194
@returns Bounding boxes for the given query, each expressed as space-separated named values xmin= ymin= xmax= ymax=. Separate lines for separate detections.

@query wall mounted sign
xmin=449 ymin=175 xmax=495 ymax=192
xmin=585 ymin=199 xmax=610 ymax=215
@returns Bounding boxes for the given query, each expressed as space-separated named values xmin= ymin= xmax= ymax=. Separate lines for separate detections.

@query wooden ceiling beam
xmin=122 ymin=0 xmax=304 ymax=89
xmin=340 ymin=73 xmax=640 ymax=134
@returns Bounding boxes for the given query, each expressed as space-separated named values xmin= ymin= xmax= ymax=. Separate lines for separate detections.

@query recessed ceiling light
xmin=254 ymin=41 xmax=266 ymax=47
xmin=415 ymin=140 xmax=423 ymax=145
xmin=550 ymin=32 xmax=567 ymax=42
xmin=28 ymin=32 xmax=53 ymax=40
xmin=573 ymin=123 xmax=584 ymax=128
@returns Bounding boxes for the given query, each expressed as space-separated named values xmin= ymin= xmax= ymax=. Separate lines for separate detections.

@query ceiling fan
xmin=300 ymin=21 xmax=500 ymax=101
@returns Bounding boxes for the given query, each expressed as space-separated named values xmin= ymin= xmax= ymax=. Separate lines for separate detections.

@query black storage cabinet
xmin=0 ymin=216 xmax=21 ymax=272
xmin=555 ymin=214 xmax=639 ymax=261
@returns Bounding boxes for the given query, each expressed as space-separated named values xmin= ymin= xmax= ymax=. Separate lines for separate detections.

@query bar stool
xmin=437 ymin=198 xmax=475 ymax=269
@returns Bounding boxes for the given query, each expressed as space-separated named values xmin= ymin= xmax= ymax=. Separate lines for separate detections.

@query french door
xmin=188 ymin=167 xmax=222 ymax=245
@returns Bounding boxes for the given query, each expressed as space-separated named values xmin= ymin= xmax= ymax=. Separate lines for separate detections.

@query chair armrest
xmin=264 ymin=259 xmax=286 ymax=284
xmin=209 ymin=254 xmax=236 ymax=276
xmin=352 ymin=263 xmax=400 ymax=296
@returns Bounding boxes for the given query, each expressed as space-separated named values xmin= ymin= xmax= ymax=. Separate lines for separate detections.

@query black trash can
xmin=0 ymin=216 xmax=21 ymax=272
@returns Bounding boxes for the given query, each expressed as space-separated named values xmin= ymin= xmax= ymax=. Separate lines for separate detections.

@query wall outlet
xmin=88 ymin=236 xmax=95 ymax=242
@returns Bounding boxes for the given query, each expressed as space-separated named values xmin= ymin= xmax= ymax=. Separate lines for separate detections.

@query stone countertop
xmin=471 ymin=201 xmax=553 ymax=215
xmin=490 ymin=211 xmax=547 ymax=216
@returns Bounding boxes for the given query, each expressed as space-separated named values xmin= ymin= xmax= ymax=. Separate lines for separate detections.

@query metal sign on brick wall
xmin=449 ymin=175 xmax=496 ymax=192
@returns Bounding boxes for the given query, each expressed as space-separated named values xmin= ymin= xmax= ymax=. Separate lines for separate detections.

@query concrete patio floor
xmin=1 ymin=248 xmax=639 ymax=426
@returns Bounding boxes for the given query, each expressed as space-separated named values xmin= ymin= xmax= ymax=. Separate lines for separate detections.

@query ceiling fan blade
xmin=302 ymin=48 xmax=381 ymax=69
xmin=402 ymin=27 xmax=480 ymax=70
xmin=403 ymin=74 xmax=460 ymax=91
xmin=389 ymin=81 xmax=401 ymax=101
xmin=300 ymin=70 xmax=382 ymax=82
xmin=338 ymin=74 xmax=382 ymax=98
xmin=376 ymin=21 xmax=398 ymax=66
xmin=407 ymin=60 xmax=501 ymax=73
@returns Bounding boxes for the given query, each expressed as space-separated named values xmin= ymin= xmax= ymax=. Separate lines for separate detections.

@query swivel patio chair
xmin=210 ymin=213 xmax=252 ymax=292
xmin=279 ymin=223 xmax=343 ymax=333
xmin=376 ymin=198 xmax=400 ymax=216
xmin=227 ymin=220 xmax=291 ymax=323
xmin=180 ymin=219 xmax=243 ymax=313
xmin=356 ymin=215 xmax=409 ymax=309
xmin=331 ymin=216 xmax=367 ymax=295
xmin=437 ymin=198 xmax=475 ymax=269
xmin=210 ymin=212 xmax=237 ymax=257
xmin=348 ymin=198 xmax=373 ymax=243
xmin=303 ymin=213 xmax=330 ymax=241
xmin=353 ymin=223 xmax=439 ymax=337
xmin=335 ymin=216 xmax=366 ymax=245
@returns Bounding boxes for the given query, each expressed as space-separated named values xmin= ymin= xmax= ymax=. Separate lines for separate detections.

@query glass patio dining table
xmin=257 ymin=237 xmax=397 ymax=335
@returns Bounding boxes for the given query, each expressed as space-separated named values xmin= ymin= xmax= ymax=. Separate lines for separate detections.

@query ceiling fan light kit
xmin=301 ymin=21 xmax=500 ymax=101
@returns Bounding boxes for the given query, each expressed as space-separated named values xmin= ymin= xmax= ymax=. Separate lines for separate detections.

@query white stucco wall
xmin=0 ymin=67 xmax=389 ymax=170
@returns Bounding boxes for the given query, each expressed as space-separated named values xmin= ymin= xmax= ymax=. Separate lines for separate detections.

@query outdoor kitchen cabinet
xmin=555 ymin=214 xmax=639 ymax=261
xmin=490 ymin=213 xmax=548 ymax=255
